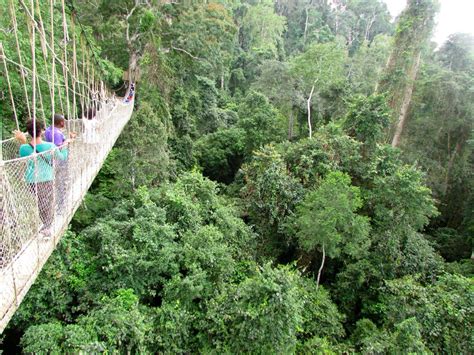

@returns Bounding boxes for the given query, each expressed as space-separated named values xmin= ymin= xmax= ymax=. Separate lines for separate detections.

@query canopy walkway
xmin=0 ymin=0 xmax=135 ymax=332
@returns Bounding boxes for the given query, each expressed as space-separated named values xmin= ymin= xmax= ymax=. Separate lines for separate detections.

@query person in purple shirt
xmin=44 ymin=113 xmax=75 ymax=213
xmin=45 ymin=114 xmax=69 ymax=146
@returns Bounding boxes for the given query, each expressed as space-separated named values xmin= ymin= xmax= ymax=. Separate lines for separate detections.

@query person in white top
xmin=83 ymin=107 xmax=99 ymax=144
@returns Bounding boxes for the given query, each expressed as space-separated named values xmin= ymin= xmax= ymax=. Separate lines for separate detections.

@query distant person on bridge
xmin=124 ymin=82 xmax=135 ymax=103
xmin=14 ymin=119 xmax=68 ymax=238
xmin=83 ymin=107 xmax=99 ymax=144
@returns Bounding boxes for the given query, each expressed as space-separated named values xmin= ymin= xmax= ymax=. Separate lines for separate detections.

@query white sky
xmin=382 ymin=0 xmax=474 ymax=46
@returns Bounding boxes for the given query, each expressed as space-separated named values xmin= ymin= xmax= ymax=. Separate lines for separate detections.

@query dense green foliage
xmin=1 ymin=0 xmax=473 ymax=353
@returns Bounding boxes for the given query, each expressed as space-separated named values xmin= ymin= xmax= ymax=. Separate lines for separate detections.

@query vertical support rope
xmin=46 ymin=0 xmax=57 ymax=242
xmin=28 ymin=0 xmax=41 ymax=273
xmin=0 ymin=43 xmax=20 ymax=130
xmin=9 ymin=0 xmax=32 ymax=121
xmin=80 ymin=38 xmax=86 ymax=118
xmin=35 ymin=0 xmax=54 ymax=123
xmin=61 ymin=0 xmax=71 ymax=121
xmin=50 ymin=0 xmax=56 ymax=116
xmin=57 ymin=73 xmax=65 ymax=114
xmin=29 ymin=0 xmax=36 ymax=126
xmin=30 ymin=1 xmax=47 ymax=128
xmin=62 ymin=48 xmax=69 ymax=117
xmin=91 ymin=65 xmax=95 ymax=114
xmin=71 ymin=13 xmax=78 ymax=121
xmin=93 ymin=64 xmax=97 ymax=114
xmin=36 ymin=75 xmax=47 ymax=128
xmin=86 ymin=50 xmax=91 ymax=114
xmin=35 ymin=0 xmax=48 ymax=60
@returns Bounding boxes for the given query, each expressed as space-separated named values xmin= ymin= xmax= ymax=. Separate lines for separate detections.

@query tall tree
xmin=293 ymin=171 xmax=370 ymax=287
xmin=241 ymin=146 xmax=304 ymax=257
xmin=331 ymin=0 xmax=393 ymax=53
xmin=377 ymin=0 xmax=439 ymax=147
xmin=252 ymin=60 xmax=304 ymax=139
xmin=75 ymin=0 xmax=162 ymax=79
xmin=347 ymin=35 xmax=392 ymax=95
xmin=165 ymin=3 xmax=237 ymax=86
xmin=276 ymin=0 xmax=334 ymax=52
xmin=240 ymin=0 xmax=287 ymax=56
xmin=403 ymin=34 xmax=474 ymax=231
xmin=437 ymin=33 xmax=474 ymax=73
xmin=291 ymin=41 xmax=347 ymax=137
xmin=237 ymin=91 xmax=286 ymax=154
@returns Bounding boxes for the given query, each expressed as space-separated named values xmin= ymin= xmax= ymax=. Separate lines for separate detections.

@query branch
xmin=0 ymin=26 xmax=14 ymax=35
xmin=171 ymin=45 xmax=202 ymax=61
xmin=125 ymin=3 xmax=139 ymax=44
xmin=126 ymin=2 xmax=139 ymax=21
xmin=130 ymin=31 xmax=141 ymax=43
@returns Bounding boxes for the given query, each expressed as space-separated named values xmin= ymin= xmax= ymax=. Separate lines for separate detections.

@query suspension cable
xmin=0 ymin=43 xmax=19 ymax=130
xmin=9 ymin=0 xmax=32 ymax=120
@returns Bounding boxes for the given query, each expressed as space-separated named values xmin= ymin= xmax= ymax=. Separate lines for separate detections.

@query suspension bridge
xmin=0 ymin=0 xmax=135 ymax=332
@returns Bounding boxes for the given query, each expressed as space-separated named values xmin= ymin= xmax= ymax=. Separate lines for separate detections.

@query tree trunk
xmin=128 ymin=51 xmax=139 ymax=82
xmin=444 ymin=140 xmax=463 ymax=195
xmin=364 ymin=12 xmax=376 ymax=42
xmin=303 ymin=7 xmax=309 ymax=46
xmin=391 ymin=51 xmax=421 ymax=147
xmin=288 ymin=108 xmax=294 ymax=140
xmin=316 ymin=243 xmax=325 ymax=290
xmin=307 ymin=84 xmax=315 ymax=138
xmin=131 ymin=149 xmax=137 ymax=190
xmin=375 ymin=50 xmax=394 ymax=93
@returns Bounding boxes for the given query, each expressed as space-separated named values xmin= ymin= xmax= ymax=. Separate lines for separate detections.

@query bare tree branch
xmin=125 ymin=3 xmax=139 ymax=44
xmin=171 ymin=45 xmax=202 ymax=60
xmin=0 ymin=26 xmax=14 ymax=35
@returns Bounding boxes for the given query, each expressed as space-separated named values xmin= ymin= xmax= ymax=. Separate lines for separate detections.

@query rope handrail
xmin=1 ymin=118 xmax=82 ymax=146
xmin=1 ymin=120 xmax=117 ymax=166
xmin=1 ymin=109 xmax=118 ymax=164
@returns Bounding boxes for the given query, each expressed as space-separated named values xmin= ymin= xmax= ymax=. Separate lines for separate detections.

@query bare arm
xmin=13 ymin=130 xmax=27 ymax=144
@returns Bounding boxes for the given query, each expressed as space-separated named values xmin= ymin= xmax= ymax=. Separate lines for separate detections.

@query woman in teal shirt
xmin=16 ymin=119 xmax=68 ymax=237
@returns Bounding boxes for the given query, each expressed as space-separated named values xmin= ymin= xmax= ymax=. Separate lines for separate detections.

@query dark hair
xmin=86 ymin=107 xmax=96 ymax=120
xmin=26 ymin=119 xmax=44 ymax=138
xmin=53 ymin=113 xmax=65 ymax=126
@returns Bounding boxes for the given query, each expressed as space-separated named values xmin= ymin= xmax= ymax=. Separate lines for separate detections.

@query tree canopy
xmin=1 ymin=0 xmax=473 ymax=353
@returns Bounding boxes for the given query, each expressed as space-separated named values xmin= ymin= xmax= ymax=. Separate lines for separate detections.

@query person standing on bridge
xmin=14 ymin=119 xmax=68 ymax=238
xmin=44 ymin=113 xmax=76 ymax=147
xmin=83 ymin=107 xmax=99 ymax=144
xmin=44 ymin=114 xmax=75 ymax=214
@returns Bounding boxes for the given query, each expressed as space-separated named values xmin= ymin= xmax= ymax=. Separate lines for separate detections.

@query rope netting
xmin=0 ymin=0 xmax=135 ymax=332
